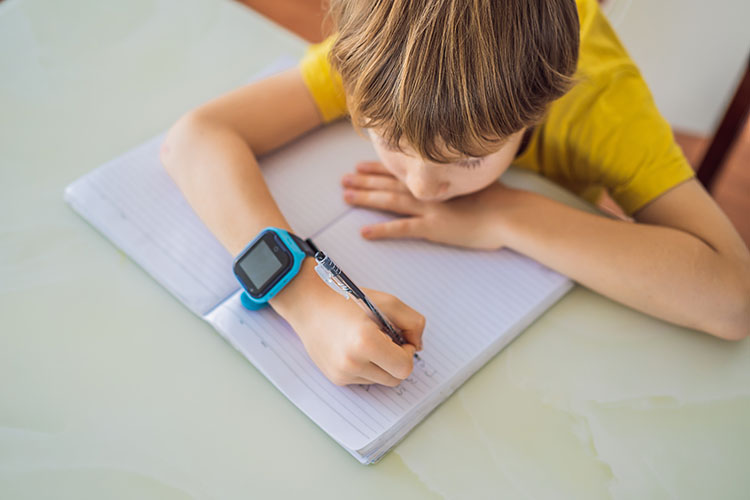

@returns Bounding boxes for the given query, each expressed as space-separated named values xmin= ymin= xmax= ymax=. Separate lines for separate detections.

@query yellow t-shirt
xmin=299 ymin=0 xmax=694 ymax=215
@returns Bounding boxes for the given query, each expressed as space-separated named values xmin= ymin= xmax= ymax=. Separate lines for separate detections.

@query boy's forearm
xmin=161 ymin=114 xmax=289 ymax=255
xmin=498 ymin=190 xmax=750 ymax=340
xmin=161 ymin=114 xmax=329 ymax=319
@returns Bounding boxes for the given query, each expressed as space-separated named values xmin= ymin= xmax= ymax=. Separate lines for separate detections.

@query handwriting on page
xmin=357 ymin=357 xmax=436 ymax=394
xmin=206 ymin=291 xmax=455 ymax=444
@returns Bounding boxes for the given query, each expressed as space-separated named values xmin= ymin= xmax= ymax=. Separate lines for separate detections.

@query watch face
xmin=234 ymin=232 xmax=293 ymax=299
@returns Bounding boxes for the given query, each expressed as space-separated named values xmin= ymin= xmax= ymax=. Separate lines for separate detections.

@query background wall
xmin=603 ymin=0 xmax=750 ymax=135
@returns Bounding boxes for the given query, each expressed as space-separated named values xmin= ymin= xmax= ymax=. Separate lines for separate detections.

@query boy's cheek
xmin=371 ymin=146 xmax=408 ymax=179
xmin=438 ymin=177 xmax=495 ymax=200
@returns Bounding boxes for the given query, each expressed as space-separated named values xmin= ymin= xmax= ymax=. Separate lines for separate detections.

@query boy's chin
xmin=414 ymin=191 xmax=465 ymax=203
xmin=436 ymin=182 xmax=498 ymax=201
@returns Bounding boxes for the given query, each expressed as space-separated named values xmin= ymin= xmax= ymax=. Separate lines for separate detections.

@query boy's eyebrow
xmin=455 ymin=156 xmax=484 ymax=165
xmin=378 ymin=136 xmax=486 ymax=165
xmin=371 ymin=129 xmax=502 ymax=164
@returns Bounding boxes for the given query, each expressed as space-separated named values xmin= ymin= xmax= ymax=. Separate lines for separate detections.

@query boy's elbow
xmin=707 ymin=266 xmax=750 ymax=341
xmin=161 ymin=112 xmax=195 ymax=175
xmin=710 ymin=321 xmax=749 ymax=342
xmin=160 ymin=111 xmax=213 ymax=178
xmin=724 ymin=289 xmax=750 ymax=341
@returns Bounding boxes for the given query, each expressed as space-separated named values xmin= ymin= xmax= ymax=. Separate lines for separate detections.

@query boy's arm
xmin=498 ymin=179 xmax=750 ymax=340
xmin=343 ymin=168 xmax=750 ymax=340
xmin=161 ymin=68 xmax=424 ymax=385
xmin=161 ymin=68 xmax=322 ymax=254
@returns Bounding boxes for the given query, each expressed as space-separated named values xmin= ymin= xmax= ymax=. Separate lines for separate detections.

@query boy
xmin=161 ymin=0 xmax=750 ymax=386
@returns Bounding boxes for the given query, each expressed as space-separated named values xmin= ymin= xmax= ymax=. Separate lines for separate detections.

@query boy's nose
xmin=406 ymin=176 xmax=449 ymax=201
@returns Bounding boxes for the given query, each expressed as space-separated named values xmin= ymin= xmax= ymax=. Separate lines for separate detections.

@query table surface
xmin=2 ymin=1 xmax=749 ymax=498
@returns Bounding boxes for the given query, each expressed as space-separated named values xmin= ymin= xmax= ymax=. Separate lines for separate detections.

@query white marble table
xmin=1 ymin=1 xmax=748 ymax=498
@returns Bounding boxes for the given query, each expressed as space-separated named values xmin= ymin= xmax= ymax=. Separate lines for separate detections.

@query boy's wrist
xmin=268 ymin=258 xmax=332 ymax=326
xmin=489 ymin=185 xmax=539 ymax=251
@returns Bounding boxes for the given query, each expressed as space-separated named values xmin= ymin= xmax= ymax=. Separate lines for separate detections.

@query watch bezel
xmin=233 ymin=231 xmax=294 ymax=299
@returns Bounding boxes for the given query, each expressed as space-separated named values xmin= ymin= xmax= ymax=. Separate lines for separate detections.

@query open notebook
xmin=65 ymin=120 xmax=572 ymax=464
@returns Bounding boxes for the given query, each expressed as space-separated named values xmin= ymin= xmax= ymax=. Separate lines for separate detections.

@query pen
xmin=313 ymin=251 xmax=420 ymax=360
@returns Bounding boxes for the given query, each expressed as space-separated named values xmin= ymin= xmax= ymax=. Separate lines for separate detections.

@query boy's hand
xmin=341 ymin=162 xmax=510 ymax=250
xmin=276 ymin=272 xmax=425 ymax=386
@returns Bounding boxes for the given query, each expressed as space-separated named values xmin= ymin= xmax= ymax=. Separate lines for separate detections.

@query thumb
xmin=369 ymin=291 xmax=425 ymax=350
xmin=389 ymin=301 xmax=425 ymax=354
xmin=400 ymin=342 xmax=417 ymax=357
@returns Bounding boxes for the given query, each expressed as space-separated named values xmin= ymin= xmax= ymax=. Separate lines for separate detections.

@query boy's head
xmin=329 ymin=0 xmax=580 ymax=201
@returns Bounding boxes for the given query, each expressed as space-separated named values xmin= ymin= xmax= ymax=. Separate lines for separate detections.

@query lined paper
xmin=261 ymin=121 xmax=379 ymax=238
xmin=204 ymin=207 xmax=571 ymax=456
xmin=65 ymin=121 xmax=378 ymax=316
xmin=65 ymin=133 xmax=238 ymax=316
xmin=66 ymin=102 xmax=572 ymax=462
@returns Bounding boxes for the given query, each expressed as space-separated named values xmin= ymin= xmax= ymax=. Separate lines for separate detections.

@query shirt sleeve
xmin=299 ymin=36 xmax=348 ymax=123
xmin=532 ymin=0 xmax=696 ymax=215
xmin=562 ymin=66 xmax=695 ymax=215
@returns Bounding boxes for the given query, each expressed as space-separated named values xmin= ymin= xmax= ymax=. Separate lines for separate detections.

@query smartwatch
xmin=233 ymin=227 xmax=318 ymax=310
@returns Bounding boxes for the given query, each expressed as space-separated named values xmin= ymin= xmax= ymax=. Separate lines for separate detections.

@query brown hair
xmin=327 ymin=0 xmax=580 ymax=163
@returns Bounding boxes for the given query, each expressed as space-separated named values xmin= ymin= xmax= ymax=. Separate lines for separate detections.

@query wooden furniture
xmin=697 ymin=54 xmax=750 ymax=191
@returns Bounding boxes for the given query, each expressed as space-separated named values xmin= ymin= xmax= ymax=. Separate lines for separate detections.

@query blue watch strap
xmin=240 ymin=289 xmax=267 ymax=310
xmin=235 ymin=228 xmax=318 ymax=310
xmin=288 ymin=233 xmax=319 ymax=258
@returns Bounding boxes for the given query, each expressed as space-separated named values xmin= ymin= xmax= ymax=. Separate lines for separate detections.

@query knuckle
xmin=383 ymin=377 xmax=401 ymax=388
xmin=382 ymin=294 xmax=398 ymax=309
xmin=349 ymin=329 xmax=371 ymax=353
xmin=325 ymin=368 xmax=348 ymax=386
xmin=339 ymin=355 xmax=358 ymax=374
xmin=394 ymin=359 xmax=413 ymax=380
xmin=381 ymin=294 xmax=399 ymax=309
xmin=416 ymin=313 xmax=426 ymax=331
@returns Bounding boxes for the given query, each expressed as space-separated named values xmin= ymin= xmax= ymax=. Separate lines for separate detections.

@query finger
xmin=347 ymin=376 xmax=377 ymax=386
xmin=361 ymin=218 xmax=427 ymax=241
xmin=343 ymin=189 xmax=422 ymax=215
xmin=365 ymin=332 xmax=416 ymax=381
xmin=324 ymin=369 xmax=376 ymax=386
xmin=355 ymin=161 xmax=391 ymax=175
xmin=357 ymin=362 xmax=406 ymax=387
xmin=341 ymin=173 xmax=409 ymax=192
xmin=366 ymin=290 xmax=426 ymax=350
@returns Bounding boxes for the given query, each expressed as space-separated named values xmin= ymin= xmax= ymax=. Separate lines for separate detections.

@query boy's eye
xmin=456 ymin=157 xmax=484 ymax=169
xmin=374 ymin=132 xmax=484 ymax=168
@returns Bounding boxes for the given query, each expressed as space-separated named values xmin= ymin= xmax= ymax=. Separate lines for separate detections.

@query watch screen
xmin=238 ymin=239 xmax=284 ymax=290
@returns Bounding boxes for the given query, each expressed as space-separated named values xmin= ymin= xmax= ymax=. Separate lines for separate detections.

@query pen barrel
xmin=315 ymin=251 xmax=341 ymax=275
xmin=360 ymin=296 xmax=407 ymax=345
xmin=316 ymin=251 xmax=407 ymax=346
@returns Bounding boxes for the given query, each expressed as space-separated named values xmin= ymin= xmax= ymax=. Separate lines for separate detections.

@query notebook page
xmin=255 ymin=121 xmax=378 ymax=238
xmin=205 ymin=206 xmax=571 ymax=454
xmin=65 ymin=120 xmax=380 ymax=316
xmin=321 ymin=210 xmax=572 ymax=379
xmin=65 ymin=133 xmax=238 ymax=316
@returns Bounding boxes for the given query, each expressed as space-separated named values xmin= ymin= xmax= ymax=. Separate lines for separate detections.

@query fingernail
xmin=361 ymin=226 xmax=372 ymax=237
xmin=341 ymin=174 xmax=352 ymax=186
xmin=344 ymin=190 xmax=354 ymax=201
